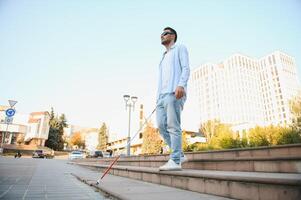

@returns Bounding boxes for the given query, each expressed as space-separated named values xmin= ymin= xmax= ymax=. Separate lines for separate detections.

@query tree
xmin=200 ymin=119 xmax=220 ymax=144
xmin=45 ymin=108 xmax=68 ymax=151
xmin=142 ymin=122 xmax=162 ymax=154
xmin=290 ymin=94 xmax=301 ymax=132
xmin=59 ymin=114 xmax=68 ymax=129
xmin=45 ymin=117 xmax=60 ymax=150
xmin=200 ymin=120 xmax=236 ymax=149
xmin=50 ymin=107 xmax=55 ymax=121
xmin=56 ymin=114 xmax=68 ymax=150
xmin=70 ymin=132 xmax=85 ymax=148
xmin=97 ymin=123 xmax=108 ymax=151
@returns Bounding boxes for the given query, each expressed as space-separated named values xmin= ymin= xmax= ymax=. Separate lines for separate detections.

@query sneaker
xmin=159 ymin=159 xmax=182 ymax=171
xmin=180 ymin=155 xmax=188 ymax=163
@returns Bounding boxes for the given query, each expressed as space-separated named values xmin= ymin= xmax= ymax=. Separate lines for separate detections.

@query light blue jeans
xmin=156 ymin=93 xmax=185 ymax=164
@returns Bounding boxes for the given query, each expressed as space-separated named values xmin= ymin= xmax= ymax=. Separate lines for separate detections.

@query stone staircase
xmin=71 ymin=144 xmax=301 ymax=200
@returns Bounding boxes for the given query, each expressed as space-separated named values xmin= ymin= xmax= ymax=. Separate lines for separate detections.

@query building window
xmin=268 ymin=56 xmax=272 ymax=65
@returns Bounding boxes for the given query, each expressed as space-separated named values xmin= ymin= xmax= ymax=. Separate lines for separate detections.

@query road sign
xmin=8 ymin=100 xmax=17 ymax=108
xmin=5 ymin=109 xmax=15 ymax=117
xmin=5 ymin=117 xmax=13 ymax=124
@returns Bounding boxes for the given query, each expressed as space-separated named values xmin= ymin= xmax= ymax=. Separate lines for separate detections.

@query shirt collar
xmin=163 ymin=44 xmax=176 ymax=55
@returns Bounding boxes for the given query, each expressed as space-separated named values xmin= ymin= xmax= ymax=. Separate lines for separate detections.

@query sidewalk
xmin=0 ymin=157 xmax=107 ymax=200
xmin=0 ymin=156 xmax=233 ymax=200
xmin=70 ymin=164 xmax=233 ymax=200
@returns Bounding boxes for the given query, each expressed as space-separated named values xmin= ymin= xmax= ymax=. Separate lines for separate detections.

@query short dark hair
xmin=164 ymin=27 xmax=177 ymax=42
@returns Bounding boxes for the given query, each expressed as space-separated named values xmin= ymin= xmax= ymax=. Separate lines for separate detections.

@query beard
xmin=161 ymin=39 xmax=170 ymax=45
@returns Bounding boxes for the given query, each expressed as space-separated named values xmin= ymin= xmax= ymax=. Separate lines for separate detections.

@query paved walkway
xmin=0 ymin=156 xmax=233 ymax=200
xmin=0 ymin=157 xmax=108 ymax=200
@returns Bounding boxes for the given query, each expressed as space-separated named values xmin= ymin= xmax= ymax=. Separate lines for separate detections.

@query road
xmin=0 ymin=157 xmax=108 ymax=200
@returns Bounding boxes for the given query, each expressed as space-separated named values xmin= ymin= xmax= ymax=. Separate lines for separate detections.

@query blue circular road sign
xmin=5 ymin=108 xmax=16 ymax=117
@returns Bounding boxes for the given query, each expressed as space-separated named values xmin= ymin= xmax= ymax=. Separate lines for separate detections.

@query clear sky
xmin=1 ymin=0 xmax=300 ymax=138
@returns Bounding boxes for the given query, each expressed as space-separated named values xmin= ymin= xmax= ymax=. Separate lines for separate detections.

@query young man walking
xmin=156 ymin=27 xmax=190 ymax=171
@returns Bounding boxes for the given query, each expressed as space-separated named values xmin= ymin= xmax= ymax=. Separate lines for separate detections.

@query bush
xmin=276 ymin=129 xmax=301 ymax=145
xmin=248 ymin=126 xmax=301 ymax=147
xmin=194 ymin=120 xmax=301 ymax=152
xmin=188 ymin=143 xmax=217 ymax=152
xmin=238 ymin=137 xmax=249 ymax=148
xmin=208 ymin=123 xmax=239 ymax=149
xmin=212 ymin=134 xmax=237 ymax=149
xmin=248 ymin=126 xmax=273 ymax=147
xmin=190 ymin=126 xmax=250 ymax=151
xmin=182 ymin=131 xmax=190 ymax=152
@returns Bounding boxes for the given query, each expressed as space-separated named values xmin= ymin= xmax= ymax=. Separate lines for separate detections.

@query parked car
xmin=92 ymin=150 xmax=103 ymax=158
xmin=32 ymin=150 xmax=46 ymax=158
xmin=68 ymin=151 xmax=85 ymax=160
xmin=32 ymin=149 xmax=54 ymax=159
xmin=103 ymin=151 xmax=111 ymax=158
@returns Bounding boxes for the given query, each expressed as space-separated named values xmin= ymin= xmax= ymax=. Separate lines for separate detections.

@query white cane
xmin=96 ymin=105 xmax=157 ymax=184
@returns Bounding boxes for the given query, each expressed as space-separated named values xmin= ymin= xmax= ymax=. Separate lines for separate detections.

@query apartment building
xmin=0 ymin=108 xmax=50 ymax=146
xmin=259 ymin=51 xmax=300 ymax=125
xmin=192 ymin=51 xmax=300 ymax=132
xmin=25 ymin=112 xmax=50 ymax=146
xmin=0 ymin=106 xmax=27 ymax=145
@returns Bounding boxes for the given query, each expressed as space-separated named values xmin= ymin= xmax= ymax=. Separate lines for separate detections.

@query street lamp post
xmin=123 ymin=95 xmax=138 ymax=156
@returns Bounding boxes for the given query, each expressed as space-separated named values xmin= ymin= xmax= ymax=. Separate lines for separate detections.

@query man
xmin=157 ymin=27 xmax=190 ymax=171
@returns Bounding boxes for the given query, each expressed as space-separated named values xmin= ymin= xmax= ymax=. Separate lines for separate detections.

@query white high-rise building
xmin=259 ymin=51 xmax=300 ymax=126
xmin=192 ymin=51 xmax=300 ymax=132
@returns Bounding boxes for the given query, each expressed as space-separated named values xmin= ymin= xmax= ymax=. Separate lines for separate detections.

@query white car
xmin=103 ymin=151 xmax=111 ymax=158
xmin=68 ymin=151 xmax=85 ymax=160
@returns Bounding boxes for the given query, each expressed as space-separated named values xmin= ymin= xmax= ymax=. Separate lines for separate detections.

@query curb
xmin=71 ymin=173 xmax=125 ymax=200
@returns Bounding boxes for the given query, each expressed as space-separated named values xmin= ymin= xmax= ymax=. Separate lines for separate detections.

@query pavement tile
xmin=0 ymin=157 xmax=106 ymax=200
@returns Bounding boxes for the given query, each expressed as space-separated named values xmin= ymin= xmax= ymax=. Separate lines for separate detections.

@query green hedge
xmin=187 ymin=126 xmax=301 ymax=152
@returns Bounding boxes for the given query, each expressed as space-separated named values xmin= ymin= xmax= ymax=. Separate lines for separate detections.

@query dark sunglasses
xmin=161 ymin=32 xmax=174 ymax=36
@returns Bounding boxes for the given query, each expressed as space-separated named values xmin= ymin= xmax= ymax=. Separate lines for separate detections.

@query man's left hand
xmin=175 ymin=86 xmax=185 ymax=99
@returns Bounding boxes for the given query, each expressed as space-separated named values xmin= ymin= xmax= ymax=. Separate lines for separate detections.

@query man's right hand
xmin=175 ymin=86 xmax=185 ymax=99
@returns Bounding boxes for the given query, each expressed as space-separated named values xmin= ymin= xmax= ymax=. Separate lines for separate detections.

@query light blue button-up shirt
xmin=157 ymin=44 xmax=190 ymax=100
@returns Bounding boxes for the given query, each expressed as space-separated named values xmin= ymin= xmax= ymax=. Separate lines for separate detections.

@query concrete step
xmin=82 ymin=157 xmax=301 ymax=173
xmin=72 ymin=162 xmax=301 ymax=200
xmin=85 ymin=143 xmax=301 ymax=161
xmin=72 ymin=169 xmax=234 ymax=200
xmin=76 ymin=144 xmax=301 ymax=173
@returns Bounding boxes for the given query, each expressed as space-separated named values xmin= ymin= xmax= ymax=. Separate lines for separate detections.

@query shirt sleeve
xmin=178 ymin=45 xmax=190 ymax=88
